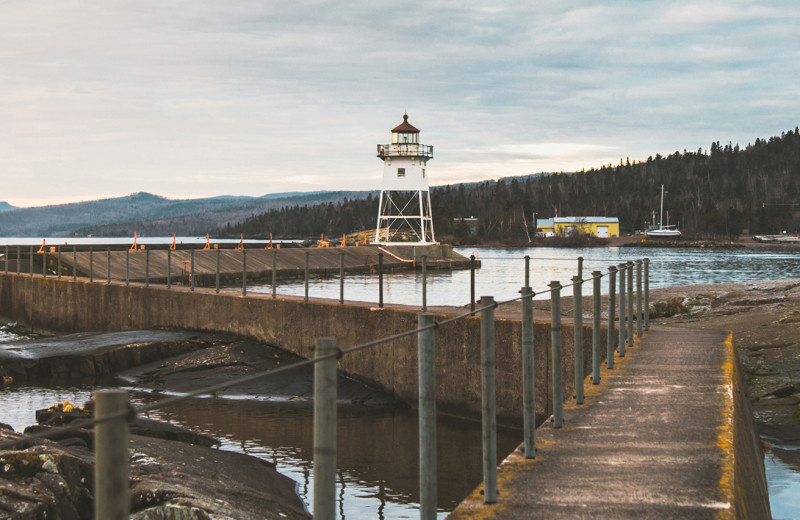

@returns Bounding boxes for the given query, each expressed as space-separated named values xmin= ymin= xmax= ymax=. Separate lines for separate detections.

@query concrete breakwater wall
xmin=0 ymin=273 xmax=605 ymax=422
xmin=2 ymin=244 xmax=472 ymax=286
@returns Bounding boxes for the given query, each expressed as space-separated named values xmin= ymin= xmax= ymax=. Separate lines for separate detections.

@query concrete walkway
xmin=449 ymin=325 xmax=767 ymax=519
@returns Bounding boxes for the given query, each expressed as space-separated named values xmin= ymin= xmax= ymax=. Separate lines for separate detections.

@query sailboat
xmin=645 ymin=185 xmax=681 ymax=238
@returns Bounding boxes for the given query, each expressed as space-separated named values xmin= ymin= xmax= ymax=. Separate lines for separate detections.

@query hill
xmin=0 ymin=202 xmax=15 ymax=212
xmin=0 ymin=191 xmax=373 ymax=237
xmin=225 ymin=127 xmax=800 ymax=242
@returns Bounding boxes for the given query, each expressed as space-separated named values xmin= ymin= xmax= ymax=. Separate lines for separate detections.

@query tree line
xmin=224 ymin=127 xmax=800 ymax=242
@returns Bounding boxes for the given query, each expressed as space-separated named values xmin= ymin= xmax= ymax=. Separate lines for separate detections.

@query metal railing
xmin=376 ymin=143 xmax=434 ymax=158
xmin=0 ymin=248 xmax=651 ymax=518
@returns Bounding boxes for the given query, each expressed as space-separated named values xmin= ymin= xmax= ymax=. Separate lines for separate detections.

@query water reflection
xmin=764 ymin=442 xmax=800 ymax=520
xmin=0 ymin=384 xmax=521 ymax=519
xmin=247 ymin=246 xmax=800 ymax=306
xmin=136 ymin=395 xmax=521 ymax=518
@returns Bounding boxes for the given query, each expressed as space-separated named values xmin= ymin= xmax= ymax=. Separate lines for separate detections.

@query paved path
xmin=449 ymin=325 xmax=747 ymax=519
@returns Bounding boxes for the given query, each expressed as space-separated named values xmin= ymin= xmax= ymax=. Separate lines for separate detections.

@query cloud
xmin=1 ymin=1 xmax=799 ymax=207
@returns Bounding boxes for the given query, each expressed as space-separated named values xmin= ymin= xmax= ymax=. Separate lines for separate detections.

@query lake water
xmin=248 ymin=246 xmax=800 ymax=306
xmin=3 ymin=245 xmax=799 ymax=517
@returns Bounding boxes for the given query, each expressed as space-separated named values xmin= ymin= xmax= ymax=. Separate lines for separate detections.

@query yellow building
xmin=537 ymin=217 xmax=620 ymax=238
xmin=554 ymin=217 xmax=619 ymax=238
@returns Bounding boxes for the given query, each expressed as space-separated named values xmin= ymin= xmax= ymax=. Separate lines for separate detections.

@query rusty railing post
xmin=521 ymin=286 xmax=536 ymax=457
xmin=644 ymin=258 xmax=650 ymax=331
xmin=618 ymin=263 xmax=626 ymax=357
xmin=313 ymin=337 xmax=338 ymax=519
xmin=480 ymin=295 xmax=497 ymax=503
xmin=550 ymin=281 xmax=563 ymax=428
xmin=592 ymin=271 xmax=602 ymax=384
xmin=607 ymin=266 xmax=616 ymax=369
xmin=94 ymin=389 xmax=130 ymax=520
xmin=418 ymin=314 xmax=437 ymax=519
xmin=572 ymin=275 xmax=584 ymax=404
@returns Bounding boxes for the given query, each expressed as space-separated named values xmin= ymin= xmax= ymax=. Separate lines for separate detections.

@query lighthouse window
xmin=397 ymin=168 xmax=405 ymax=177
xmin=422 ymin=168 xmax=426 ymax=178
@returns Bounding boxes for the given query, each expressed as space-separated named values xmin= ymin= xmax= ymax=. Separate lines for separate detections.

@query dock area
xmin=3 ymin=243 xmax=471 ymax=285
xmin=448 ymin=325 xmax=770 ymax=519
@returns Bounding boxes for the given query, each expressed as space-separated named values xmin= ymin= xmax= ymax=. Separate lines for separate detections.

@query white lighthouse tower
xmin=374 ymin=114 xmax=436 ymax=245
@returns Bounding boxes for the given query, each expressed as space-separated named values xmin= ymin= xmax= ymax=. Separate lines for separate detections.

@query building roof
xmin=554 ymin=216 xmax=619 ymax=224
xmin=536 ymin=218 xmax=555 ymax=228
xmin=391 ymin=114 xmax=420 ymax=133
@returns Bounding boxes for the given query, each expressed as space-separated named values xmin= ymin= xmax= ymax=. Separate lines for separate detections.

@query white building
xmin=373 ymin=114 xmax=436 ymax=245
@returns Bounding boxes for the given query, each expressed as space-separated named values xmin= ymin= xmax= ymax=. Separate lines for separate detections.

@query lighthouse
xmin=374 ymin=114 xmax=436 ymax=245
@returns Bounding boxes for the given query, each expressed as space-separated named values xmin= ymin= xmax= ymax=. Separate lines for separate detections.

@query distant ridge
xmin=0 ymin=201 xmax=16 ymax=212
xmin=0 ymin=191 xmax=372 ymax=237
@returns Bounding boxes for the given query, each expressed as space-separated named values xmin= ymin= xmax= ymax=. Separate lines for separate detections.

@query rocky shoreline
xmin=0 ymin=328 xmax=401 ymax=518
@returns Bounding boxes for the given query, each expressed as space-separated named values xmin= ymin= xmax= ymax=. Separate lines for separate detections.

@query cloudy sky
xmin=2 ymin=1 xmax=799 ymax=207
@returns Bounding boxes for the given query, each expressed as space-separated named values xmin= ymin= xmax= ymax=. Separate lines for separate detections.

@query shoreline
xmin=449 ymin=235 xmax=800 ymax=249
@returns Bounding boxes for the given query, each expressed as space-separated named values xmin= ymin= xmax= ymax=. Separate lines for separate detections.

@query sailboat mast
xmin=660 ymin=185 xmax=665 ymax=230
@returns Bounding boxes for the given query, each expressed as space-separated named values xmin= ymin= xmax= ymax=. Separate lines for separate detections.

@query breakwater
xmin=0 ymin=271 xmax=602 ymax=422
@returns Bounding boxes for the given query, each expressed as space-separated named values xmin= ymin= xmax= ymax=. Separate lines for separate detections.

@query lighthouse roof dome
xmin=391 ymin=114 xmax=420 ymax=133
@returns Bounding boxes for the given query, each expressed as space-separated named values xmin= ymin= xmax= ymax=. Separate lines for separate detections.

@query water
xmin=3 ymin=245 xmax=800 ymax=517
xmin=0 ymin=384 xmax=520 ymax=519
xmin=764 ymin=442 xmax=800 ymax=520
xmin=247 ymin=246 xmax=800 ymax=306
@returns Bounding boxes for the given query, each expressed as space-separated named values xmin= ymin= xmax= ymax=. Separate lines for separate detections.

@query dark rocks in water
xmin=125 ymin=338 xmax=401 ymax=408
xmin=0 ymin=330 xmax=222 ymax=383
xmin=0 ymin=425 xmax=310 ymax=519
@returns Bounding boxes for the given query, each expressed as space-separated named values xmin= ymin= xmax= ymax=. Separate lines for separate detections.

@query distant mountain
xmin=0 ymin=191 xmax=373 ymax=237
xmin=0 ymin=201 xmax=16 ymax=212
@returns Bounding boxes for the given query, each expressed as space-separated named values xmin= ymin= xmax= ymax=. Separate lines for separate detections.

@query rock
xmin=650 ymin=296 xmax=689 ymax=318
xmin=0 ymin=426 xmax=311 ymax=519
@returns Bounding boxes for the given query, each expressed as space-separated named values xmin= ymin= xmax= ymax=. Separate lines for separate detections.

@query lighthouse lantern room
xmin=374 ymin=114 xmax=436 ymax=245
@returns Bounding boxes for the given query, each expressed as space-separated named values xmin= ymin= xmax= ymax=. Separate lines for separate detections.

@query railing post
xmin=644 ymin=258 xmax=650 ymax=331
xmin=592 ymin=271 xmax=601 ymax=384
xmin=16 ymin=245 xmax=20 ymax=275
xmin=421 ymin=255 xmax=428 ymax=312
xmin=618 ymin=263 xmax=626 ymax=357
xmin=166 ymin=248 xmax=171 ymax=289
xmin=418 ymin=314 xmax=437 ymax=520
xmin=3 ymin=245 xmax=7 ymax=273
xmin=107 ymin=247 xmax=111 ymax=285
xmin=521 ymin=286 xmax=536 ymax=458
xmin=190 ymin=249 xmax=195 ymax=291
xmin=304 ymin=251 xmax=310 ymax=302
xmin=339 ymin=253 xmax=344 ymax=304
xmin=627 ymin=262 xmax=634 ymax=348
xmin=577 ymin=256 xmax=584 ymax=279
xmin=550 ymin=281 xmax=563 ymax=428
xmin=145 ymin=249 xmax=150 ymax=287
xmin=572 ymin=275 xmax=584 ymax=404
xmin=636 ymin=259 xmax=643 ymax=337
xmin=607 ymin=266 xmax=616 ymax=369
xmin=470 ymin=255 xmax=476 ymax=312
xmin=57 ymin=246 xmax=62 ymax=279
xmin=524 ymin=255 xmax=530 ymax=287
xmin=43 ymin=249 xmax=47 ymax=278
xmin=272 ymin=250 xmax=277 ymax=299
xmin=94 ymin=389 xmax=130 ymax=520
xmin=216 ymin=249 xmax=220 ymax=294
xmin=378 ymin=252 xmax=384 ymax=308
xmin=89 ymin=247 xmax=93 ymax=283
xmin=480 ymin=295 xmax=497 ymax=503
xmin=72 ymin=247 xmax=77 ymax=281
xmin=313 ymin=337 xmax=338 ymax=520
xmin=29 ymin=246 xmax=33 ymax=276
xmin=125 ymin=250 xmax=130 ymax=286
xmin=242 ymin=249 xmax=247 ymax=296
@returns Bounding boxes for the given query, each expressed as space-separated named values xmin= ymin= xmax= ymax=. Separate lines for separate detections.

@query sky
xmin=1 ymin=1 xmax=799 ymax=207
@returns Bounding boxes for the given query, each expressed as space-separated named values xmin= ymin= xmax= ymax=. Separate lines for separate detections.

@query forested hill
xmin=224 ymin=128 xmax=800 ymax=242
